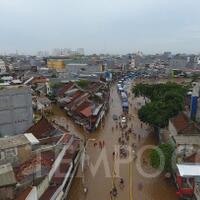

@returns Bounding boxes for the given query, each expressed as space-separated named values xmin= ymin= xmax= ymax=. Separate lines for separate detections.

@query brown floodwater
xmin=51 ymin=83 xmax=178 ymax=200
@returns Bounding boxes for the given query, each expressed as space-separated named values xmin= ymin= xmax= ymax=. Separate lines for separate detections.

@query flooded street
xmin=52 ymin=83 xmax=178 ymax=200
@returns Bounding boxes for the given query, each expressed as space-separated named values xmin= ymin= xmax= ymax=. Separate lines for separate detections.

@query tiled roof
xmin=26 ymin=116 xmax=55 ymax=139
xmin=170 ymin=113 xmax=189 ymax=133
xmin=184 ymin=152 xmax=200 ymax=163
xmin=14 ymin=150 xmax=55 ymax=183
xmin=15 ymin=187 xmax=33 ymax=200
xmin=75 ymin=101 xmax=91 ymax=113
xmin=39 ymin=140 xmax=80 ymax=200
xmin=57 ymin=82 xmax=75 ymax=97
xmin=80 ymin=106 xmax=92 ymax=117
xmin=170 ymin=113 xmax=200 ymax=135
xmin=32 ymin=76 xmax=48 ymax=84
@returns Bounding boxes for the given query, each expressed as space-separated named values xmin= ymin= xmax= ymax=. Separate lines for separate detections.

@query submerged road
xmin=52 ymin=83 xmax=178 ymax=200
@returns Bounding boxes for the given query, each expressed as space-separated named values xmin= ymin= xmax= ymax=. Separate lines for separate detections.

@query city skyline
xmin=1 ymin=0 xmax=200 ymax=54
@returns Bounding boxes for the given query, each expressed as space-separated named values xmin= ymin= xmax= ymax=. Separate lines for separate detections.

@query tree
xmin=76 ymin=80 xmax=90 ymax=88
xmin=133 ymin=82 xmax=187 ymax=129
xmin=150 ymin=143 xmax=175 ymax=172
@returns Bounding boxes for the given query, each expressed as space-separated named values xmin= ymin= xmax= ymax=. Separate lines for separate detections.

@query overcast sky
xmin=0 ymin=0 xmax=200 ymax=54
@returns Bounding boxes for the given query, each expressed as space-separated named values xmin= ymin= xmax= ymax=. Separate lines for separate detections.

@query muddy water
xmin=52 ymin=84 xmax=178 ymax=200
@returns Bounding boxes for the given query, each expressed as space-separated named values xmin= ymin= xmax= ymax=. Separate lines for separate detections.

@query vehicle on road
xmin=121 ymin=116 xmax=127 ymax=128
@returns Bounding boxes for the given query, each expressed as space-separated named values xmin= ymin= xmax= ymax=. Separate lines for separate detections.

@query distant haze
xmin=0 ymin=0 xmax=200 ymax=54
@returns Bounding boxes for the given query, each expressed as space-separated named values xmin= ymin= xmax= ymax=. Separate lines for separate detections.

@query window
xmin=6 ymin=148 xmax=17 ymax=158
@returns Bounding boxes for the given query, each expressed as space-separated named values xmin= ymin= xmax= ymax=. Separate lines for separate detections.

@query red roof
xmin=14 ymin=150 xmax=55 ymax=183
xmin=74 ymin=101 xmax=91 ymax=113
xmin=26 ymin=117 xmax=55 ymax=139
xmin=39 ymin=140 xmax=80 ymax=200
xmin=15 ymin=187 xmax=33 ymax=200
xmin=65 ymin=91 xmax=85 ymax=108
xmin=184 ymin=152 xmax=200 ymax=163
xmin=170 ymin=113 xmax=189 ymax=133
xmin=58 ymin=133 xmax=72 ymax=144
xmin=170 ymin=113 xmax=200 ymax=135
xmin=57 ymin=82 xmax=75 ymax=97
xmin=31 ymin=76 xmax=48 ymax=84
xmin=80 ymin=106 xmax=92 ymax=117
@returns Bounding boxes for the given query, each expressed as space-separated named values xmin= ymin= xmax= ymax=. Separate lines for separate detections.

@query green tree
xmin=133 ymin=82 xmax=187 ymax=130
xmin=76 ymin=80 xmax=90 ymax=88
xmin=150 ymin=143 xmax=175 ymax=172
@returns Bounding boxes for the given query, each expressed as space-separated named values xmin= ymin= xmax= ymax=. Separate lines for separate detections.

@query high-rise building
xmin=0 ymin=59 xmax=6 ymax=74
xmin=76 ymin=48 xmax=84 ymax=55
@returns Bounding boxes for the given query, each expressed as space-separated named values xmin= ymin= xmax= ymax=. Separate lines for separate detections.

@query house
xmin=26 ymin=117 xmax=57 ymax=140
xmin=14 ymin=133 xmax=83 ymax=200
xmin=175 ymin=164 xmax=200 ymax=200
xmin=15 ymin=187 xmax=37 ymax=200
xmin=25 ymin=76 xmax=50 ymax=96
xmin=0 ymin=133 xmax=39 ymax=166
xmin=33 ymin=97 xmax=52 ymax=112
xmin=0 ymin=163 xmax=17 ymax=200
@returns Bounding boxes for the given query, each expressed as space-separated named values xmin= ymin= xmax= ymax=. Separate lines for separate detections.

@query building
xmin=0 ymin=133 xmax=39 ymax=166
xmin=0 ymin=59 xmax=6 ymax=75
xmin=0 ymin=86 xmax=33 ymax=136
xmin=76 ymin=48 xmax=84 ymax=55
xmin=47 ymin=59 xmax=65 ymax=70
xmin=0 ymin=163 xmax=17 ymax=200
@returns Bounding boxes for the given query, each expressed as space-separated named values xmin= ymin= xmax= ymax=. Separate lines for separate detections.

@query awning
xmin=177 ymin=164 xmax=200 ymax=177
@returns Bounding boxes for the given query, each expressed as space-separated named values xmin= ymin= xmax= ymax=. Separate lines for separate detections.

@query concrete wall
xmin=37 ymin=176 xmax=49 ymax=199
xmin=0 ymin=86 xmax=33 ymax=136
xmin=0 ymin=144 xmax=32 ymax=166
xmin=26 ymin=187 xmax=37 ymax=200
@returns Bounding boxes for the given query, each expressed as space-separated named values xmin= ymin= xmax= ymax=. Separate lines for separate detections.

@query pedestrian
xmin=110 ymin=190 xmax=113 ymax=199
xmin=102 ymin=140 xmax=105 ymax=148
xmin=83 ymin=187 xmax=88 ymax=195
xmin=119 ymin=178 xmax=124 ymax=189
xmin=94 ymin=142 xmax=97 ymax=147
xmin=138 ymin=182 xmax=143 ymax=191
xmin=141 ymin=123 xmax=143 ymax=129
xmin=112 ymin=187 xmax=118 ymax=197
xmin=112 ymin=151 xmax=115 ymax=160
xmin=99 ymin=141 xmax=102 ymax=149
xmin=138 ymin=134 xmax=141 ymax=141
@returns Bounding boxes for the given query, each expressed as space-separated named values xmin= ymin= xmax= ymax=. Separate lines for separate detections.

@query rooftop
xmin=170 ymin=113 xmax=189 ymax=133
xmin=0 ymin=163 xmax=16 ymax=187
xmin=14 ymin=150 xmax=55 ymax=183
xmin=184 ymin=152 xmax=200 ymax=163
xmin=0 ymin=134 xmax=31 ymax=150
xmin=39 ymin=139 xmax=80 ymax=200
xmin=26 ymin=116 xmax=56 ymax=139
xmin=177 ymin=164 xmax=200 ymax=177
xmin=170 ymin=113 xmax=200 ymax=135
xmin=15 ymin=187 xmax=33 ymax=200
